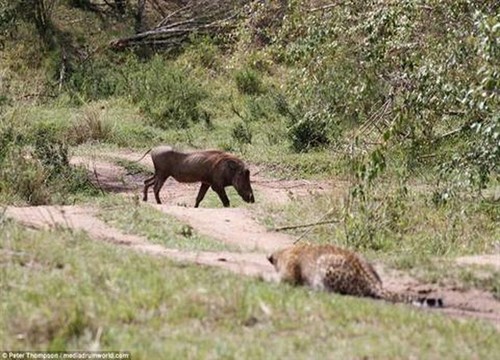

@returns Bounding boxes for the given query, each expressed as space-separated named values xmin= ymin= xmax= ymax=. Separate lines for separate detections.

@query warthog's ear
xmin=244 ymin=169 xmax=250 ymax=178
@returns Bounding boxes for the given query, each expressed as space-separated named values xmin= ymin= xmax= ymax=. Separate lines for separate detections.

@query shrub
xmin=32 ymin=125 xmax=70 ymax=178
xmin=0 ymin=147 xmax=50 ymax=205
xmin=0 ymin=119 xmax=98 ymax=205
xmin=234 ymin=69 xmax=263 ymax=95
xmin=438 ymin=11 xmax=500 ymax=191
xmin=123 ymin=56 xmax=207 ymax=130
xmin=288 ymin=109 xmax=336 ymax=152
xmin=0 ymin=123 xmax=24 ymax=163
xmin=263 ymin=0 xmax=499 ymax=193
xmin=186 ymin=37 xmax=221 ymax=70
xmin=67 ymin=57 xmax=123 ymax=102
xmin=0 ymin=1 xmax=18 ymax=41
xmin=231 ymin=122 xmax=252 ymax=144
xmin=70 ymin=104 xmax=113 ymax=145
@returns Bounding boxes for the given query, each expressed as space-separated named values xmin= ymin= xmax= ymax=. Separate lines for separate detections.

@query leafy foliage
xmin=231 ymin=121 xmax=252 ymax=144
xmin=258 ymin=0 xmax=499 ymax=189
xmin=125 ymin=57 xmax=207 ymax=130
xmin=0 ymin=0 xmax=58 ymax=47
xmin=0 ymin=117 xmax=98 ymax=205
xmin=234 ymin=68 xmax=263 ymax=95
xmin=0 ymin=0 xmax=18 ymax=43
xmin=288 ymin=109 xmax=332 ymax=152
xmin=67 ymin=54 xmax=207 ymax=130
xmin=67 ymin=56 xmax=123 ymax=101
xmin=441 ymin=11 xmax=500 ymax=190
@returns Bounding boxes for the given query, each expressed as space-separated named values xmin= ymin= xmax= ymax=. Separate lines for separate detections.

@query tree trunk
xmin=115 ymin=0 xmax=126 ymax=15
xmin=135 ymin=0 xmax=146 ymax=33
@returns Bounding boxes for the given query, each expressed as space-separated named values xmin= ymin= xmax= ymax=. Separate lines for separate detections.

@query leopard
xmin=267 ymin=243 xmax=443 ymax=307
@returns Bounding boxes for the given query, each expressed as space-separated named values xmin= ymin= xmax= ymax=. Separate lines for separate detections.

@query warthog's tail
xmin=134 ymin=148 xmax=152 ymax=163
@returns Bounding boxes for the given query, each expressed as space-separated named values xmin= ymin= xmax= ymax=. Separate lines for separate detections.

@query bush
xmin=438 ymin=11 xmax=500 ymax=190
xmin=261 ymin=0 xmax=499 ymax=191
xmin=67 ymin=54 xmax=207 ymax=132
xmin=0 ymin=1 xmax=18 ymax=43
xmin=32 ymin=125 xmax=71 ymax=177
xmin=0 ymin=123 xmax=24 ymax=163
xmin=0 ymin=119 xmax=98 ymax=205
xmin=67 ymin=56 xmax=123 ymax=102
xmin=234 ymin=69 xmax=263 ymax=95
xmin=123 ymin=56 xmax=207 ymax=130
xmin=288 ymin=109 xmax=336 ymax=152
xmin=185 ymin=37 xmax=221 ymax=70
xmin=231 ymin=122 xmax=252 ymax=144
xmin=0 ymin=147 xmax=50 ymax=205
xmin=70 ymin=104 xmax=113 ymax=145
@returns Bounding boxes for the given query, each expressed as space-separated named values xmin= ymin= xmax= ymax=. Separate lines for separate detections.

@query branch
xmin=273 ymin=219 xmax=339 ymax=232
xmin=156 ymin=3 xmax=193 ymax=28
xmin=110 ymin=17 xmax=232 ymax=49
xmin=310 ymin=3 xmax=339 ymax=12
xmin=435 ymin=127 xmax=463 ymax=140
xmin=93 ymin=164 xmax=106 ymax=196
xmin=231 ymin=104 xmax=245 ymax=120
xmin=269 ymin=208 xmax=339 ymax=244
xmin=110 ymin=0 xmax=244 ymax=50
xmin=432 ymin=121 xmax=476 ymax=144
xmin=292 ymin=208 xmax=338 ymax=244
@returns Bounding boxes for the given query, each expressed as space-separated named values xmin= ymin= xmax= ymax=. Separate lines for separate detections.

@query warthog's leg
xmin=195 ymin=183 xmax=210 ymax=208
xmin=153 ymin=175 xmax=169 ymax=204
xmin=211 ymin=185 xmax=230 ymax=207
xmin=143 ymin=175 xmax=155 ymax=202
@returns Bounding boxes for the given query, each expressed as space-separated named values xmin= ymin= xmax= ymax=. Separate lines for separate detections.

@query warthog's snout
xmin=242 ymin=191 xmax=254 ymax=203
xmin=236 ymin=188 xmax=255 ymax=204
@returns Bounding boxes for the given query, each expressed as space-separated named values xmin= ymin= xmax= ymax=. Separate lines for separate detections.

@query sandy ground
xmin=4 ymin=150 xmax=500 ymax=329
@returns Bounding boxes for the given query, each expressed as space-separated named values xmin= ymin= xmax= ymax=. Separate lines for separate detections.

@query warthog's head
xmin=232 ymin=167 xmax=255 ymax=204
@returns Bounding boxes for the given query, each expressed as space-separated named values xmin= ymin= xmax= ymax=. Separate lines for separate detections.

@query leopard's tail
xmin=374 ymin=287 xmax=444 ymax=308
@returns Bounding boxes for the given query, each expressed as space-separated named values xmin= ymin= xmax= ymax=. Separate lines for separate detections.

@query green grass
xmin=3 ymin=99 xmax=170 ymax=149
xmin=259 ymin=185 xmax=499 ymax=256
xmin=1 ymin=220 xmax=498 ymax=358
xmin=96 ymin=195 xmax=243 ymax=252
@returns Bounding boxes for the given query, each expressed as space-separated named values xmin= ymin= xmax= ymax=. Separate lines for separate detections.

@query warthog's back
xmin=151 ymin=145 xmax=174 ymax=155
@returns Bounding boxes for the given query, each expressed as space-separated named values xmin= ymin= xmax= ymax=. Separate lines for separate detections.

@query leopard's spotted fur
xmin=267 ymin=243 xmax=442 ymax=307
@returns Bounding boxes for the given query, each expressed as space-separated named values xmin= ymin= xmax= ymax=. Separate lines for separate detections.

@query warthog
xmin=141 ymin=146 xmax=255 ymax=207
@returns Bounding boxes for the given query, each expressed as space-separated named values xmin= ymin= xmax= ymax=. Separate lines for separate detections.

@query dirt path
xmin=156 ymin=205 xmax=293 ymax=253
xmin=455 ymin=255 xmax=500 ymax=270
xmin=4 ymin=150 xmax=500 ymax=329
xmin=4 ymin=205 xmax=275 ymax=280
